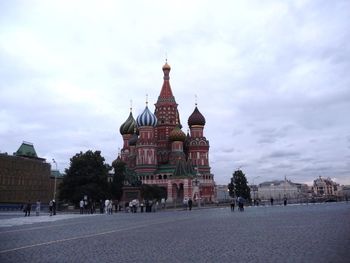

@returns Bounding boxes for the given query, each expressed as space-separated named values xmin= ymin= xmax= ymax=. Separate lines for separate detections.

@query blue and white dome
xmin=136 ymin=106 xmax=157 ymax=127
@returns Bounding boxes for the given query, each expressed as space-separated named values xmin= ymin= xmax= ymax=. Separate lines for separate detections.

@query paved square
xmin=0 ymin=203 xmax=349 ymax=262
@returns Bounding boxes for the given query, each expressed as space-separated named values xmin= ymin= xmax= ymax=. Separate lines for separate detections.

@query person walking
xmin=49 ymin=200 xmax=53 ymax=216
xmin=108 ymin=200 xmax=113 ymax=215
xmin=52 ymin=200 xmax=56 ymax=215
xmin=283 ymin=196 xmax=287 ymax=206
xmin=188 ymin=198 xmax=193 ymax=211
xmin=25 ymin=200 xmax=31 ymax=216
xmin=79 ymin=200 xmax=84 ymax=214
xmin=183 ymin=198 xmax=188 ymax=210
xmin=237 ymin=197 xmax=244 ymax=212
xmin=230 ymin=199 xmax=235 ymax=212
xmin=36 ymin=200 xmax=41 ymax=216
xmin=104 ymin=199 xmax=109 ymax=214
xmin=270 ymin=197 xmax=274 ymax=206
xmin=90 ymin=201 xmax=95 ymax=214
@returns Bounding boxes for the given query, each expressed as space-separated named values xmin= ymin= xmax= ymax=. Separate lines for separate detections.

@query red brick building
xmin=0 ymin=142 xmax=57 ymax=204
xmin=118 ymin=62 xmax=215 ymax=204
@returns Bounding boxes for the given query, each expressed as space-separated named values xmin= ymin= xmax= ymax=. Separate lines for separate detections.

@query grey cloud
xmin=267 ymin=150 xmax=301 ymax=159
xmin=1 ymin=0 xmax=350 ymax=186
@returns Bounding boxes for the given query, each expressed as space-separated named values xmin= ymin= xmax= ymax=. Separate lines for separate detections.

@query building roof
xmin=155 ymin=165 xmax=175 ymax=174
xmin=259 ymin=180 xmax=283 ymax=186
xmin=14 ymin=141 xmax=38 ymax=158
xmin=51 ymin=170 xmax=63 ymax=177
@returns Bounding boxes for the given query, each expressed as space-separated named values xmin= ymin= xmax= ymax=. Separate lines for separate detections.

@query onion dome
xmin=119 ymin=111 xmax=137 ymax=135
xmin=128 ymin=133 xmax=138 ymax=146
xmin=169 ymin=125 xmax=186 ymax=142
xmin=188 ymin=106 xmax=206 ymax=127
xmin=136 ymin=105 xmax=158 ymax=127
xmin=162 ymin=62 xmax=171 ymax=71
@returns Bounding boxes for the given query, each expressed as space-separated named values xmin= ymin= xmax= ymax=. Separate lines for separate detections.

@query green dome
xmin=169 ymin=126 xmax=186 ymax=142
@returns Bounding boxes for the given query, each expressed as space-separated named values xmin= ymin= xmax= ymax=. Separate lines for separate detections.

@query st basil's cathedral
xmin=118 ymin=61 xmax=216 ymax=203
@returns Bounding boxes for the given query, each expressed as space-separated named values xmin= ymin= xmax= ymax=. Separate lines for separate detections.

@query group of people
xmin=229 ymin=196 xmax=288 ymax=211
xmin=22 ymin=200 xmax=32 ymax=216
xmin=125 ymin=199 xmax=159 ymax=213
xmin=183 ymin=198 xmax=193 ymax=211
xmin=230 ymin=197 xmax=245 ymax=212
xmin=22 ymin=199 xmax=55 ymax=216
xmin=79 ymin=199 xmax=97 ymax=214
xmin=104 ymin=199 xmax=114 ymax=214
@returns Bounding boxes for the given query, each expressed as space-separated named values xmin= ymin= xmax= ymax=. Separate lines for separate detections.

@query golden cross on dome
xmin=130 ymin=99 xmax=133 ymax=112
xmin=146 ymin=94 xmax=148 ymax=105
xmin=195 ymin=94 xmax=198 ymax=106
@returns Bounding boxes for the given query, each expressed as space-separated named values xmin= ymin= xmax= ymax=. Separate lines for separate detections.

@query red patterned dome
xmin=169 ymin=126 xmax=186 ymax=142
xmin=188 ymin=106 xmax=206 ymax=127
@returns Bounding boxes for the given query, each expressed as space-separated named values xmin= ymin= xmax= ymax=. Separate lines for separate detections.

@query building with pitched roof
xmin=117 ymin=62 xmax=216 ymax=204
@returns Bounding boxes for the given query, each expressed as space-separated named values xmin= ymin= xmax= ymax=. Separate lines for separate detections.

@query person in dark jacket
xmin=49 ymin=200 xmax=53 ymax=216
xmin=52 ymin=200 xmax=56 ymax=215
xmin=230 ymin=199 xmax=235 ymax=212
xmin=188 ymin=198 xmax=193 ymax=211
xmin=25 ymin=200 xmax=31 ymax=216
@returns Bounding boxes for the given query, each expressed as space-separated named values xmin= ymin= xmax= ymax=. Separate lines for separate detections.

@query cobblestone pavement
xmin=0 ymin=203 xmax=349 ymax=263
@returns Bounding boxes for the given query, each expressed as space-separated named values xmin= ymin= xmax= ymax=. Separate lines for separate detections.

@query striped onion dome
xmin=119 ymin=112 xmax=137 ymax=135
xmin=136 ymin=105 xmax=158 ymax=127
xmin=169 ymin=125 xmax=186 ymax=142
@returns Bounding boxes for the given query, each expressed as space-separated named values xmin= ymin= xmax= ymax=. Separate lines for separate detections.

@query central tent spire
xmin=156 ymin=60 xmax=176 ymax=104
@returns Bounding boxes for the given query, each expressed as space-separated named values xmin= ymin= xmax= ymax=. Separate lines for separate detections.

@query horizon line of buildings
xmin=1 ymin=141 xmax=349 ymax=205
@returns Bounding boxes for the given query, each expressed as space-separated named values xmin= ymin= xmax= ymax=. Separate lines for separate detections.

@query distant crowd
xmin=21 ymin=199 xmax=57 ymax=217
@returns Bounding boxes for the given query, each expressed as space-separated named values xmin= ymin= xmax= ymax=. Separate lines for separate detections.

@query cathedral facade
xmin=118 ymin=62 xmax=215 ymax=203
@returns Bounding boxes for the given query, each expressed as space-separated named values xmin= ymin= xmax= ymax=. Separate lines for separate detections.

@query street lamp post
xmin=252 ymin=176 xmax=260 ymax=205
xmin=194 ymin=167 xmax=201 ymax=208
xmin=52 ymin=158 xmax=57 ymax=201
xmin=270 ymin=183 xmax=274 ymax=205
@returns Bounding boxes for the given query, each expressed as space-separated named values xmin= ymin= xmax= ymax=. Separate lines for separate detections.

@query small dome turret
xmin=188 ymin=106 xmax=206 ymax=127
xmin=169 ymin=125 xmax=186 ymax=142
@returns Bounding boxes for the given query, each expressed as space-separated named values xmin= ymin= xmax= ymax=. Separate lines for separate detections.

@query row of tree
xmin=58 ymin=150 xmax=167 ymax=205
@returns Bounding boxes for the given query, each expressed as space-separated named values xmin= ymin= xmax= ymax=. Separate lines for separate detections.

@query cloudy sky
xmin=1 ymin=0 xmax=349 ymax=186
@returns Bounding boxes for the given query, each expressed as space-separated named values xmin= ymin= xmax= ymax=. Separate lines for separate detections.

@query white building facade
xmin=257 ymin=179 xmax=308 ymax=203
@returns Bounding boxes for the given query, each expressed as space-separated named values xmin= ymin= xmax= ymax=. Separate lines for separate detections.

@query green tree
xmin=111 ymin=158 xmax=126 ymax=201
xmin=59 ymin=150 xmax=110 ymax=205
xmin=228 ymin=169 xmax=251 ymax=201
xmin=141 ymin=184 xmax=167 ymax=201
